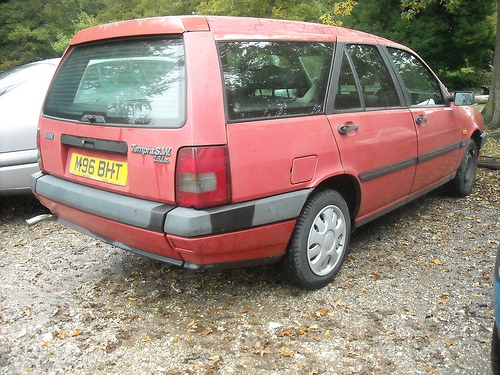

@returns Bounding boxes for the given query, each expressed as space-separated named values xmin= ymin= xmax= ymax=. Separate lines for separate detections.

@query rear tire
xmin=281 ymin=189 xmax=351 ymax=290
xmin=448 ymin=139 xmax=478 ymax=196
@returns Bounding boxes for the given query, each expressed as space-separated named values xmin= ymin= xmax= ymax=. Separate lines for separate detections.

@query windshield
xmin=44 ymin=37 xmax=186 ymax=128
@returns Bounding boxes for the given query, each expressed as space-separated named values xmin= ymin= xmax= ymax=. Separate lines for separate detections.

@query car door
xmin=326 ymin=44 xmax=418 ymax=222
xmin=387 ymin=47 xmax=463 ymax=193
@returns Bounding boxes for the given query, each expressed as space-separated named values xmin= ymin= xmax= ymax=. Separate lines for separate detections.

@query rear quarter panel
xmin=227 ymin=115 xmax=342 ymax=203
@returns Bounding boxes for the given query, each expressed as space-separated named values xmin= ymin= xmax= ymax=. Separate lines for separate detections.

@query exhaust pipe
xmin=26 ymin=214 xmax=57 ymax=226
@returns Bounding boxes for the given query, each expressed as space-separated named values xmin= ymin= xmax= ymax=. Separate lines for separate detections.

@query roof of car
xmin=70 ymin=15 xmax=403 ymax=47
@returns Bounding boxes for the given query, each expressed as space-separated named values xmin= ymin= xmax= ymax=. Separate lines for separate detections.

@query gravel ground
xmin=1 ymin=167 xmax=499 ymax=375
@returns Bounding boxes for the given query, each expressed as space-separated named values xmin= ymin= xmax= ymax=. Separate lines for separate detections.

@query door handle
xmin=338 ymin=124 xmax=359 ymax=135
xmin=415 ymin=116 xmax=428 ymax=125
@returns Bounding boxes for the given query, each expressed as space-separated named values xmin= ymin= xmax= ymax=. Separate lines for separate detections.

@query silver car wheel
xmin=307 ymin=204 xmax=347 ymax=276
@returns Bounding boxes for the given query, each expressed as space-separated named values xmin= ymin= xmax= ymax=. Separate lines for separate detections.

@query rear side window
xmin=333 ymin=51 xmax=362 ymax=111
xmin=345 ymin=44 xmax=400 ymax=109
xmin=44 ymin=37 xmax=186 ymax=127
xmin=219 ymin=41 xmax=334 ymax=121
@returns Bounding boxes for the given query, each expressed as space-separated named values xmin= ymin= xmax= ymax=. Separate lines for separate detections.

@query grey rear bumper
xmin=31 ymin=172 xmax=310 ymax=238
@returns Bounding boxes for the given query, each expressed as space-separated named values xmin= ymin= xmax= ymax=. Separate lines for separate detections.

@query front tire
xmin=282 ymin=189 xmax=351 ymax=290
xmin=448 ymin=139 xmax=478 ymax=197
xmin=492 ymin=321 xmax=500 ymax=374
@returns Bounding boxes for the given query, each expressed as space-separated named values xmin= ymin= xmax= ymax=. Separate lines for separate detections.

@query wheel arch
xmin=471 ymin=129 xmax=483 ymax=151
xmin=312 ymin=174 xmax=360 ymax=229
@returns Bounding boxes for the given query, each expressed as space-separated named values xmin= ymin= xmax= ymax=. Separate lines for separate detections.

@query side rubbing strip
xmin=359 ymin=141 xmax=464 ymax=183
xmin=359 ymin=157 xmax=417 ymax=182
xmin=417 ymin=142 xmax=462 ymax=164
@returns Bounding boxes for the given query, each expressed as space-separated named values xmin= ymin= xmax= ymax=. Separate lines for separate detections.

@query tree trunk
xmin=479 ymin=156 xmax=500 ymax=169
xmin=482 ymin=0 xmax=500 ymax=129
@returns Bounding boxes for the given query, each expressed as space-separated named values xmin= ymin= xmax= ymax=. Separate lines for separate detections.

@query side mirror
xmin=452 ymin=91 xmax=475 ymax=106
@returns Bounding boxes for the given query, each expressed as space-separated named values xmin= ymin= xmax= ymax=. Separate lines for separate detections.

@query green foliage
xmin=196 ymin=0 xmax=272 ymax=18
xmin=0 ymin=0 xmax=105 ymax=70
xmin=439 ymin=66 xmax=492 ymax=92
xmin=0 ymin=0 xmax=360 ymax=71
xmin=194 ymin=0 xmax=356 ymax=24
xmin=0 ymin=0 xmax=496 ymax=94
xmin=344 ymin=0 xmax=496 ymax=90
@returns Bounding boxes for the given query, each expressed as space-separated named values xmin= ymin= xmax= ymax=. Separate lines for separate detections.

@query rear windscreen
xmin=44 ymin=37 xmax=186 ymax=127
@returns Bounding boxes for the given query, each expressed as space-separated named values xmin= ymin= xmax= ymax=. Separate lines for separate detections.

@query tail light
xmin=175 ymin=146 xmax=231 ymax=208
xmin=36 ymin=129 xmax=44 ymax=172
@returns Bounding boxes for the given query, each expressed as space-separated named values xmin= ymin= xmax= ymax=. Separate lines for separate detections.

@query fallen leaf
xmin=187 ymin=321 xmax=198 ymax=332
xmin=299 ymin=328 xmax=310 ymax=335
xmin=56 ymin=332 xmax=68 ymax=339
xmin=278 ymin=347 xmax=294 ymax=357
xmin=202 ymin=327 xmax=214 ymax=336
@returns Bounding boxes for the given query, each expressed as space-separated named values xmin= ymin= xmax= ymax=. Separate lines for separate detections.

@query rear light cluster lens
xmin=175 ymin=146 xmax=231 ymax=208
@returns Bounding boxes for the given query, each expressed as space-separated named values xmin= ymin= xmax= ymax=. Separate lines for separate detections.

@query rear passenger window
xmin=345 ymin=44 xmax=401 ymax=109
xmin=388 ymin=48 xmax=445 ymax=106
xmin=219 ymin=41 xmax=334 ymax=121
xmin=333 ymin=51 xmax=362 ymax=111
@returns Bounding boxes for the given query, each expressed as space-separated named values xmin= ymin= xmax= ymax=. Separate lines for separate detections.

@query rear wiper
xmin=80 ymin=114 xmax=105 ymax=124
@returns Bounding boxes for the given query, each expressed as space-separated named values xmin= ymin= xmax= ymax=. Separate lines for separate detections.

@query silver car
xmin=0 ymin=58 xmax=60 ymax=195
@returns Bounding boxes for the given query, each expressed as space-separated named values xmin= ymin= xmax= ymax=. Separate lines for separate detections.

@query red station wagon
xmin=30 ymin=16 xmax=487 ymax=289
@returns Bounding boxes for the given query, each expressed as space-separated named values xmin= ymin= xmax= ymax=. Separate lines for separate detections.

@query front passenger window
xmin=388 ymin=48 xmax=445 ymax=106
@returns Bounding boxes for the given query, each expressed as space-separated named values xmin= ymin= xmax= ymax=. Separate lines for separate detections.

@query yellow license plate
xmin=70 ymin=153 xmax=128 ymax=186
